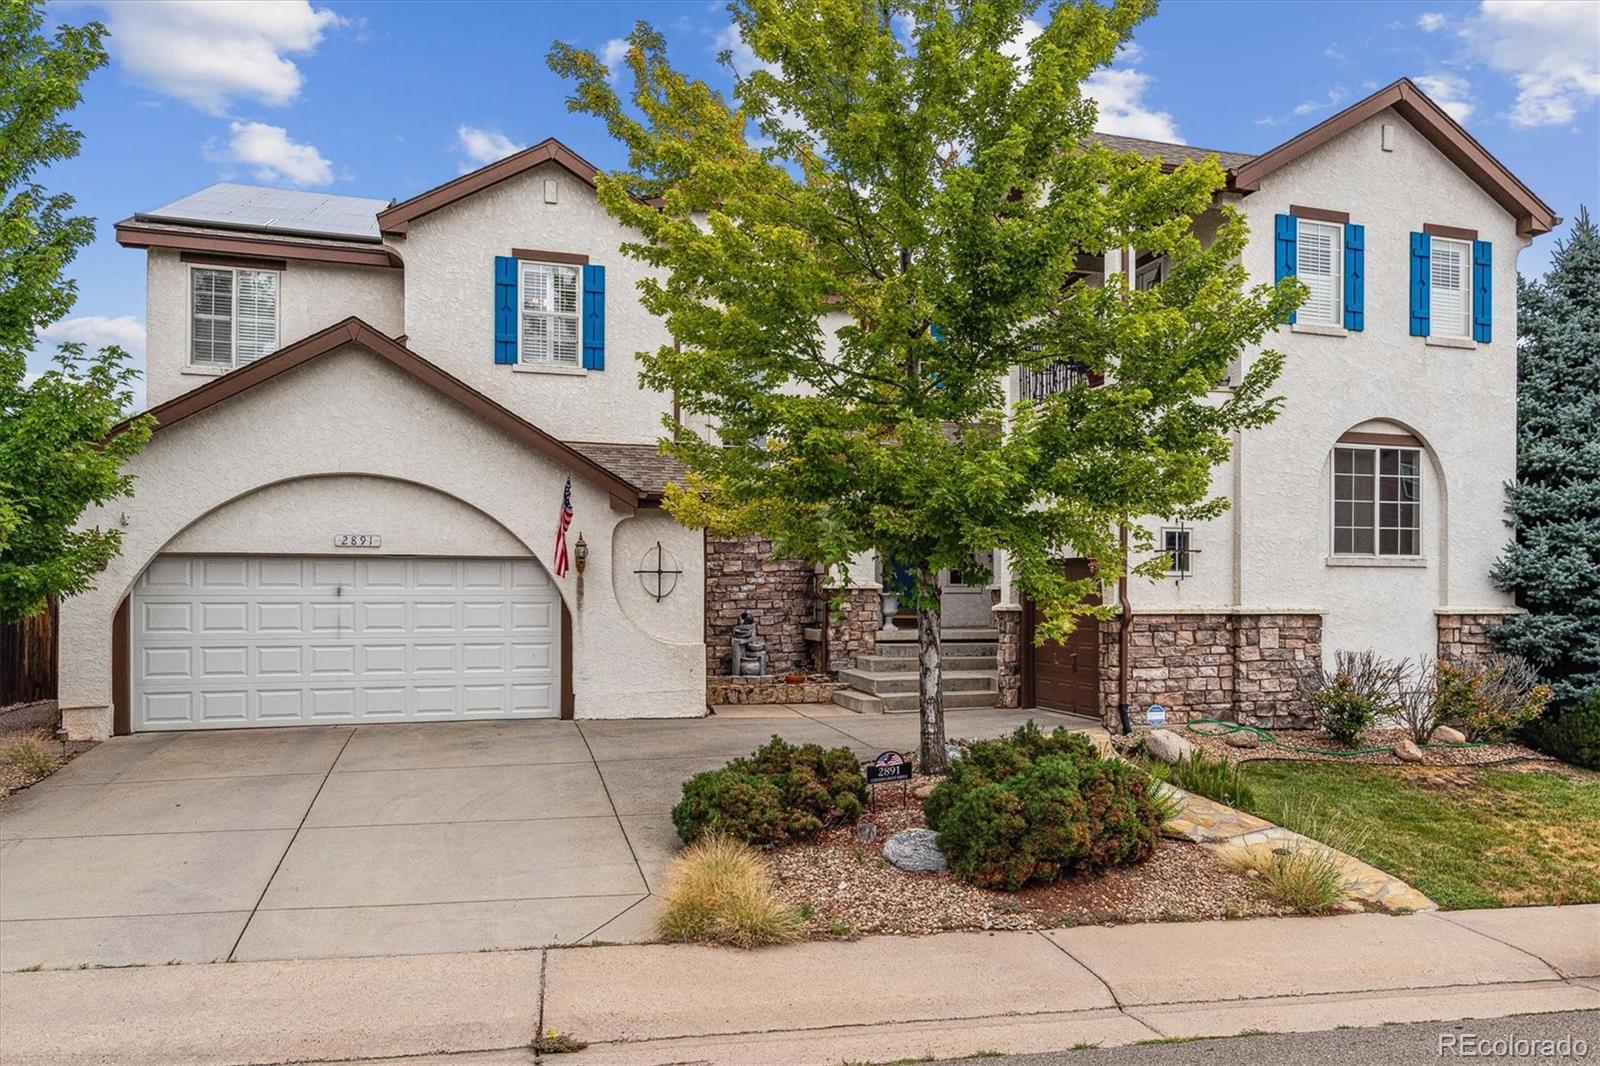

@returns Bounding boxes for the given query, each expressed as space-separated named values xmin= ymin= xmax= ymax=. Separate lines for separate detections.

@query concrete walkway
xmin=2 ymin=905 xmax=1594 ymax=1065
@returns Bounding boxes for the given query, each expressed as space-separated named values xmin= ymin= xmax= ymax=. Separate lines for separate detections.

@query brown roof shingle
xmin=1086 ymin=132 xmax=1256 ymax=172
xmin=564 ymin=442 xmax=687 ymax=500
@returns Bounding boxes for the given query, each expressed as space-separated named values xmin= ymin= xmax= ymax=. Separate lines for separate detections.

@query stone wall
xmin=1437 ymin=613 xmax=1504 ymax=664
xmin=1095 ymin=612 xmax=1322 ymax=729
xmin=704 ymin=535 xmax=814 ymax=677
xmin=824 ymin=587 xmax=881 ymax=671
xmin=993 ymin=596 xmax=1022 ymax=709
xmin=708 ymin=675 xmax=844 ymax=705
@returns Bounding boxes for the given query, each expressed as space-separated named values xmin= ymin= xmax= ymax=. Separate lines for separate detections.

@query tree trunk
xmin=917 ymin=572 xmax=948 ymax=775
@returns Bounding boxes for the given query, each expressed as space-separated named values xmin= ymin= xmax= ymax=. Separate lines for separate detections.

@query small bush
xmin=1307 ymin=650 xmax=1399 ymax=745
xmin=657 ymin=835 xmax=803 ymax=948
xmin=1146 ymin=750 xmax=1254 ymax=808
xmin=1228 ymin=843 xmax=1350 ymax=915
xmin=671 ymin=736 xmax=866 ymax=846
xmin=1 ymin=735 xmax=61 ymax=778
xmin=1451 ymin=655 xmax=1552 ymax=741
xmin=1522 ymin=692 xmax=1600 ymax=769
xmin=924 ymin=722 xmax=1166 ymax=891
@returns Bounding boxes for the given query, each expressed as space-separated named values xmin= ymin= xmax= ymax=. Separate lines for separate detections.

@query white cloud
xmin=599 ymin=38 xmax=629 ymax=84
xmin=98 ymin=1 xmax=343 ymax=115
xmin=1412 ymin=73 xmax=1476 ymax=122
xmin=1085 ymin=67 xmax=1183 ymax=141
xmin=1292 ymin=86 xmax=1350 ymax=116
xmin=209 ymin=121 xmax=334 ymax=186
xmin=1417 ymin=12 xmax=1447 ymax=32
xmin=1462 ymin=0 xmax=1600 ymax=128
xmin=1000 ymin=16 xmax=1044 ymax=64
xmin=714 ymin=22 xmax=774 ymax=78
xmin=34 ymin=316 xmax=148 ymax=410
xmin=455 ymin=125 xmax=524 ymax=172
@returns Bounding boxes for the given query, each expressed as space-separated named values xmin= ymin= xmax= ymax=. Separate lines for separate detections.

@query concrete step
xmin=876 ymin=627 xmax=998 ymax=644
xmin=835 ymin=668 xmax=998 ymax=697
xmin=869 ymin=641 xmax=999 ymax=659
xmin=851 ymin=653 xmax=996 ymax=673
xmin=830 ymin=688 xmax=884 ymax=714
xmin=829 ymin=687 xmax=1000 ymax=715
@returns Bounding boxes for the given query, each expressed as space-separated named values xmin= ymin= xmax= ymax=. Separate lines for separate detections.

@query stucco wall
xmin=144 ymin=249 xmax=404 ymax=408
xmin=59 ymin=345 xmax=705 ymax=736
xmin=391 ymin=161 xmax=677 ymax=444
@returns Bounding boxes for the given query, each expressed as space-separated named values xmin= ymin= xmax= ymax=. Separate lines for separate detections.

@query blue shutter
xmin=582 ymin=264 xmax=606 ymax=371
xmin=1343 ymin=223 xmax=1364 ymax=331
xmin=494 ymin=256 xmax=518 ymax=364
xmin=1274 ymin=213 xmax=1297 ymax=324
xmin=1409 ymin=232 xmax=1431 ymax=337
xmin=1472 ymin=240 xmax=1492 ymax=343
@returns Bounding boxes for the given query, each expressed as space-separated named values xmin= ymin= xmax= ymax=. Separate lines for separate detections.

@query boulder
xmin=911 ymin=781 xmax=938 ymax=801
xmin=1144 ymin=729 xmax=1195 ymax=764
xmin=1431 ymin=725 xmax=1467 ymax=745
xmin=1392 ymin=739 xmax=1425 ymax=763
xmin=855 ymin=821 xmax=879 ymax=844
xmin=882 ymin=828 xmax=948 ymax=874
xmin=1224 ymin=730 xmax=1261 ymax=749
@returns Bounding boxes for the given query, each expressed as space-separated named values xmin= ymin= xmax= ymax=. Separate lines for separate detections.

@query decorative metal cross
xmin=635 ymin=540 xmax=683 ymax=602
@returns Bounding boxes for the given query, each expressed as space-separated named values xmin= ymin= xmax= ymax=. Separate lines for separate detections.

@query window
xmin=1135 ymin=258 xmax=1166 ymax=291
xmin=1295 ymin=220 xmax=1342 ymax=325
xmin=1162 ymin=528 xmax=1192 ymax=576
xmin=519 ymin=261 xmax=581 ymax=366
xmin=1430 ymin=237 xmax=1472 ymax=339
xmin=190 ymin=266 xmax=278 ymax=368
xmin=1333 ymin=446 xmax=1421 ymax=556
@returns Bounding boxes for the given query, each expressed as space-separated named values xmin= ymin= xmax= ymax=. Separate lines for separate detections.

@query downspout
xmin=1117 ymin=523 xmax=1133 ymax=735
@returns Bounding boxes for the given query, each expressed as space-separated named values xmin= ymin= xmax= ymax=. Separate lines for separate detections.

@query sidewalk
xmin=2 ymin=906 xmax=1595 ymax=1065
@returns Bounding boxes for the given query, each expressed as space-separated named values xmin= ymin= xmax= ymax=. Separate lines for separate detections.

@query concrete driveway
xmin=0 ymin=705 xmax=1082 ymax=970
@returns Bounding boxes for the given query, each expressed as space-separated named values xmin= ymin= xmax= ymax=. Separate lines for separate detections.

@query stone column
xmin=991 ymin=589 xmax=1022 ymax=709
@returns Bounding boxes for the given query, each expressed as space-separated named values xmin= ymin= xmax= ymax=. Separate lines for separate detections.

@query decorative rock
xmin=1224 ymin=731 xmax=1261 ymax=749
xmin=944 ymin=741 xmax=966 ymax=766
xmin=1144 ymin=729 xmax=1195 ymax=764
xmin=912 ymin=781 xmax=938 ymax=801
xmin=1392 ymin=739 xmax=1424 ymax=763
xmin=855 ymin=821 xmax=878 ymax=844
xmin=882 ymin=828 xmax=948 ymax=874
xmin=1431 ymin=725 xmax=1467 ymax=745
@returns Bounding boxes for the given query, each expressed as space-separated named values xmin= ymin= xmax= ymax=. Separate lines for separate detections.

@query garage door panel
xmin=132 ymin=555 xmax=559 ymax=730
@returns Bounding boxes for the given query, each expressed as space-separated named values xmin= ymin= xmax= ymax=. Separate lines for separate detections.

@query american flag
xmin=553 ymin=477 xmax=574 ymax=578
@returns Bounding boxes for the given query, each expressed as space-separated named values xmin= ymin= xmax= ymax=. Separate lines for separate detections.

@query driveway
xmin=0 ymin=705 xmax=1084 ymax=970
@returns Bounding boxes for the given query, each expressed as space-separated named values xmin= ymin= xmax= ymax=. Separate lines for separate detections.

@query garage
xmin=129 ymin=554 xmax=561 ymax=730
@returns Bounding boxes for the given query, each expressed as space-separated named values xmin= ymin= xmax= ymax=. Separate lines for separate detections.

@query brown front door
xmin=1025 ymin=559 xmax=1100 ymax=716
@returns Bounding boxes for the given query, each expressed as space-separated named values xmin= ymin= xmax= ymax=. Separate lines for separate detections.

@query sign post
xmin=864 ymin=750 xmax=912 ymax=807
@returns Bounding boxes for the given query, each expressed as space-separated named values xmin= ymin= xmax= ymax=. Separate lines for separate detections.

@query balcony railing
xmin=1017 ymin=360 xmax=1095 ymax=402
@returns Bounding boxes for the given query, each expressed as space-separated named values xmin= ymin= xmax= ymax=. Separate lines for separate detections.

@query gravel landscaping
xmin=1165 ymin=723 xmax=1550 ymax=769
xmin=0 ymin=701 xmax=94 ymax=798
xmin=766 ymin=774 xmax=1291 ymax=936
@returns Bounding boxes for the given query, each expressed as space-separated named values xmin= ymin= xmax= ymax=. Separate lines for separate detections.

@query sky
xmin=32 ymin=0 xmax=1600 ymax=406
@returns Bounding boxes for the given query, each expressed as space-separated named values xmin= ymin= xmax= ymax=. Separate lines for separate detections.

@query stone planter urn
xmin=879 ymin=592 xmax=900 ymax=631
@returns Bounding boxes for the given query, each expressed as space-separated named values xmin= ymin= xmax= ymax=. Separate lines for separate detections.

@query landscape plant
xmin=657 ymin=835 xmax=803 ymax=947
xmin=1307 ymin=650 xmax=1398 ymax=746
xmin=1521 ymin=691 xmax=1600 ymax=770
xmin=923 ymin=722 xmax=1168 ymax=890
xmin=1144 ymin=749 xmax=1253 ymax=808
xmin=1224 ymin=797 xmax=1364 ymax=914
xmin=1449 ymin=655 xmax=1551 ymax=742
xmin=548 ymin=0 xmax=1300 ymax=772
xmin=671 ymin=735 xmax=867 ymax=846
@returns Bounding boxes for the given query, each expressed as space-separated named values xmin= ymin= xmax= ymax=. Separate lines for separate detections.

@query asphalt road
xmin=988 ymin=1009 xmax=1600 ymax=1066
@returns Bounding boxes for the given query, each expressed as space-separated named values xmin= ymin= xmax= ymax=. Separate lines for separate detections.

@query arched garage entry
xmin=111 ymin=475 xmax=573 ymax=733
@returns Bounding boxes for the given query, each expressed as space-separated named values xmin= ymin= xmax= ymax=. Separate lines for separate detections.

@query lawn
xmin=1237 ymin=761 xmax=1600 ymax=910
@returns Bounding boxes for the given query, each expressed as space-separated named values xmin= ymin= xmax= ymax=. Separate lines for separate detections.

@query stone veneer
xmin=707 ymin=675 xmax=845 ymax=705
xmin=704 ymin=535 xmax=815 ymax=677
xmin=823 ymin=587 xmax=881 ymax=671
xmin=1096 ymin=612 xmax=1322 ymax=729
xmin=1437 ymin=612 xmax=1505 ymax=664
xmin=992 ymin=593 xmax=1023 ymax=709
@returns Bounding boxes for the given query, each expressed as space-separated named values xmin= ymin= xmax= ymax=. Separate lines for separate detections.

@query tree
xmin=0 ymin=3 xmax=150 ymax=622
xmin=1491 ymin=207 xmax=1600 ymax=703
xmin=549 ymin=0 xmax=1298 ymax=771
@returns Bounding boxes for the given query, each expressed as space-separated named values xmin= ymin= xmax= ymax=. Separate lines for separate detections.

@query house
xmin=55 ymin=78 xmax=1554 ymax=739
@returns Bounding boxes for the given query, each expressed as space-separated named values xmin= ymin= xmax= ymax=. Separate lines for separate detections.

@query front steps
xmin=831 ymin=628 xmax=1001 ymax=714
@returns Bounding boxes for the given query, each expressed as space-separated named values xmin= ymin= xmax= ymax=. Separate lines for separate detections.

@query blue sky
xmin=35 ymin=0 xmax=1600 ymax=402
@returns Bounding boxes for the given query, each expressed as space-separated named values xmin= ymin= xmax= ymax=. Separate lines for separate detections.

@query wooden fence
xmin=1 ymin=600 xmax=58 ymax=706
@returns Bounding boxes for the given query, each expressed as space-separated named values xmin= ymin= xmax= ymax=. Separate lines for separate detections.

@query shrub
xmin=1460 ymin=655 xmax=1552 ymax=741
xmin=1227 ymin=843 xmax=1350 ymax=915
xmin=656 ymin=835 xmax=803 ymax=948
xmin=923 ymin=722 xmax=1166 ymax=891
xmin=1521 ymin=692 xmax=1600 ymax=770
xmin=1146 ymin=750 xmax=1254 ymax=808
xmin=1307 ymin=650 xmax=1398 ymax=745
xmin=671 ymin=736 xmax=866 ymax=846
xmin=1 ymin=735 xmax=60 ymax=777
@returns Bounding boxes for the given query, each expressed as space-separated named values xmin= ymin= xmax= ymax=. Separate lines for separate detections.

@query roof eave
xmin=376 ymin=138 xmax=604 ymax=235
xmin=115 ymin=219 xmax=403 ymax=268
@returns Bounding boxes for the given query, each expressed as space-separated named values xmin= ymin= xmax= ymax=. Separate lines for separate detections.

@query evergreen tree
xmin=1491 ymin=207 xmax=1600 ymax=702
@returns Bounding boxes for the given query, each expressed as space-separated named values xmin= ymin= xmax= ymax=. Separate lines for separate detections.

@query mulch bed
xmin=1166 ymin=724 xmax=1551 ymax=769
xmin=0 ymin=700 xmax=95 ymax=799
xmin=766 ymin=774 xmax=1291 ymax=937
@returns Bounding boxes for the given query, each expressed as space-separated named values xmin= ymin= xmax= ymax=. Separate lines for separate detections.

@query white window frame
xmin=187 ymin=264 xmax=280 ymax=370
xmin=1161 ymin=527 xmax=1192 ymax=576
xmin=1295 ymin=219 xmax=1343 ymax=326
xmin=516 ymin=260 xmax=582 ymax=367
xmin=1429 ymin=236 xmax=1472 ymax=340
xmin=1331 ymin=445 xmax=1422 ymax=558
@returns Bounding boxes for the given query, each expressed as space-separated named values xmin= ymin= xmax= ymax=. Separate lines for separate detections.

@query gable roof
xmin=140 ymin=183 xmax=389 ymax=242
xmin=1086 ymin=132 xmax=1256 ymax=172
xmin=377 ymin=138 xmax=605 ymax=235
xmin=122 ymin=318 xmax=663 ymax=506
xmin=1233 ymin=78 xmax=1558 ymax=236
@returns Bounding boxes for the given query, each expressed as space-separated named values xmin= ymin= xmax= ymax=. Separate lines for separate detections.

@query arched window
xmin=1331 ymin=427 xmax=1423 ymax=557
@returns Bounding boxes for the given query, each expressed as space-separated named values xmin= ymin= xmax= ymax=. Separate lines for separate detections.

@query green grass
xmin=1239 ymin=761 xmax=1600 ymax=909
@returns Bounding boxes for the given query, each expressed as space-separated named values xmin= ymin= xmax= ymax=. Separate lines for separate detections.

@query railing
xmin=1017 ymin=360 xmax=1095 ymax=402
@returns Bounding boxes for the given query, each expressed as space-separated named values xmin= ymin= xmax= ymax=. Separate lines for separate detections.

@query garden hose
xmin=1180 ymin=718 xmax=1491 ymax=757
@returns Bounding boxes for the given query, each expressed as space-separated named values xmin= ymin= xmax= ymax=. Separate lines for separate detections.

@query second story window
xmin=190 ymin=266 xmax=279 ymax=368
xmin=1294 ymin=220 xmax=1342 ymax=326
xmin=519 ymin=261 xmax=581 ymax=366
xmin=1429 ymin=237 xmax=1472 ymax=339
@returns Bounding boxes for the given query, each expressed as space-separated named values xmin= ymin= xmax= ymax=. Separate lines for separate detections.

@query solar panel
xmin=138 ymin=183 xmax=389 ymax=241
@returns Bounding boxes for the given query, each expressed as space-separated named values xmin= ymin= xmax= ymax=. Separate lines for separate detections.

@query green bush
xmin=1522 ymin=692 xmax=1600 ymax=770
xmin=671 ymin=736 xmax=866 ymax=846
xmin=1146 ymin=750 xmax=1254 ymax=808
xmin=1310 ymin=677 xmax=1381 ymax=746
xmin=923 ymin=722 xmax=1166 ymax=891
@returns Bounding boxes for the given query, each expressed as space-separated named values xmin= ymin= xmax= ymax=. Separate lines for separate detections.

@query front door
xmin=1026 ymin=558 xmax=1101 ymax=716
xmin=939 ymin=552 xmax=995 ymax=630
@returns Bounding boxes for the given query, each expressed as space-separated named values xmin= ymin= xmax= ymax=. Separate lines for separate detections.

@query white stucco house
xmin=57 ymin=78 xmax=1556 ymax=739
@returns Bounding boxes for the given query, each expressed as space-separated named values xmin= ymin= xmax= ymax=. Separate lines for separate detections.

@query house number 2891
xmin=333 ymin=534 xmax=381 ymax=548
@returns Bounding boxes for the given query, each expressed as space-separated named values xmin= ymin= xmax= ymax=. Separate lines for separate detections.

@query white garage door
xmin=131 ymin=555 xmax=560 ymax=730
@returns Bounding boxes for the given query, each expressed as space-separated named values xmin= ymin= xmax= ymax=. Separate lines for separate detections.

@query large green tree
xmin=1492 ymin=207 xmax=1600 ymax=703
xmin=0 ymin=2 xmax=150 ymax=622
xmin=550 ymin=0 xmax=1297 ymax=770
